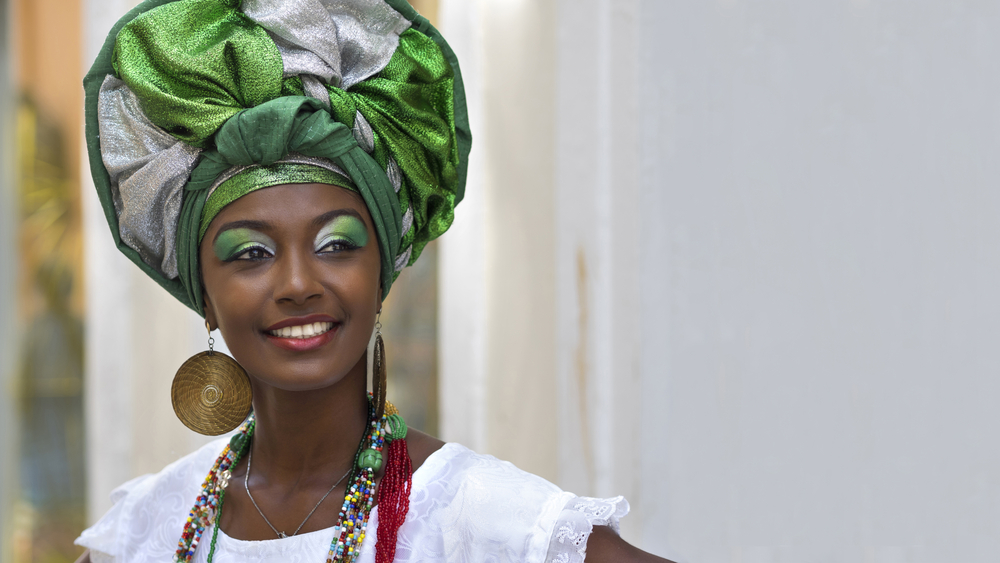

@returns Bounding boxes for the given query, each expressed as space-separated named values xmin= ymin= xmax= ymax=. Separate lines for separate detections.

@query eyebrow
xmin=212 ymin=209 xmax=366 ymax=244
xmin=313 ymin=208 xmax=365 ymax=229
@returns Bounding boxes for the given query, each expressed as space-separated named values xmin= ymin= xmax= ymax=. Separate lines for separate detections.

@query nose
xmin=273 ymin=246 xmax=324 ymax=305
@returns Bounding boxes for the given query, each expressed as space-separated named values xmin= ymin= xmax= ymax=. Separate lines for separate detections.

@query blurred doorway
xmin=11 ymin=0 xmax=86 ymax=561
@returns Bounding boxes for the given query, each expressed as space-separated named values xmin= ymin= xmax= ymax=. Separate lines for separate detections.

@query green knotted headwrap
xmin=84 ymin=0 xmax=471 ymax=315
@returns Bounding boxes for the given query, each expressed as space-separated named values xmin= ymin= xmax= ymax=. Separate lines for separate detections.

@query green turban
xmin=84 ymin=0 xmax=471 ymax=315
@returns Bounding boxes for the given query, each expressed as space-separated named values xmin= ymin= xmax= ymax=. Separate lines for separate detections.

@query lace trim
xmin=544 ymin=495 xmax=630 ymax=563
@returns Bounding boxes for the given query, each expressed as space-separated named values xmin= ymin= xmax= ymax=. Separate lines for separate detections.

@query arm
xmin=584 ymin=526 xmax=676 ymax=563
xmin=74 ymin=549 xmax=91 ymax=563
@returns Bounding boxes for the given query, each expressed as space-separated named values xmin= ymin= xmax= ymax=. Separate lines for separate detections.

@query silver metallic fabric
xmin=394 ymin=244 xmax=411 ymax=272
xmin=97 ymin=76 xmax=202 ymax=279
xmin=353 ymin=111 xmax=375 ymax=153
xmin=242 ymin=0 xmax=411 ymax=90
xmin=301 ymin=74 xmax=332 ymax=108
xmin=401 ymin=206 xmax=413 ymax=238
xmin=387 ymin=157 xmax=402 ymax=193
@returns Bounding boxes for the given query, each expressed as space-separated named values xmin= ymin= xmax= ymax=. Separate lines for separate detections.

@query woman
xmin=75 ymin=0 xmax=673 ymax=561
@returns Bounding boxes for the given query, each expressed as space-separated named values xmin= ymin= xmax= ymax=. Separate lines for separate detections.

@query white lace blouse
xmin=76 ymin=438 xmax=628 ymax=563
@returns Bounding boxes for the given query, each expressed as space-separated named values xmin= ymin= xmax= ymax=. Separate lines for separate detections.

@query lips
xmin=264 ymin=315 xmax=338 ymax=352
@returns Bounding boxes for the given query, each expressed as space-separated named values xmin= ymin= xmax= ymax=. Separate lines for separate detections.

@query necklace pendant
xmin=279 ymin=532 xmax=288 ymax=539
xmin=217 ymin=469 xmax=232 ymax=491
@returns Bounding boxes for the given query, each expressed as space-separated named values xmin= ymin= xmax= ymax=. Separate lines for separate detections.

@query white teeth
xmin=269 ymin=322 xmax=334 ymax=339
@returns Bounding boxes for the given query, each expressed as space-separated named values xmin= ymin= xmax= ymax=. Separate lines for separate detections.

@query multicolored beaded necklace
xmin=174 ymin=397 xmax=412 ymax=563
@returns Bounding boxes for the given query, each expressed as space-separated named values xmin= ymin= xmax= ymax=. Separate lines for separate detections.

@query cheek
xmin=214 ymin=285 xmax=257 ymax=332
xmin=205 ymin=275 xmax=252 ymax=338
xmin=200 ymin=252 xmax=262 ymax=335
xmin=361 ymin=252 xmax=383 ymax=303
xmin=330 ymin=259 xmax=381 ymax=312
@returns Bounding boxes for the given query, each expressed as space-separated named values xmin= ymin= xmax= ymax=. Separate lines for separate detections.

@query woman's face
xmin=200 ymin=183 xmax=382 ymax=392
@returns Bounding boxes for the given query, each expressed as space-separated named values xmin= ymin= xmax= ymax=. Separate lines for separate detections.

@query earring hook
xmin=205 ymin=320 xmax=215 ymax=354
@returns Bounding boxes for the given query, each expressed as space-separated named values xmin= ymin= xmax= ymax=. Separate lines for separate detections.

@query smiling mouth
xmin=267 ymin=321 xmax=335 ymax=339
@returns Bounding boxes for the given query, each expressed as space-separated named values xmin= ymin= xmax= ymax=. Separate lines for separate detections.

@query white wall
xmin=554 ymin=0 xmax=650 ymax=540
xmin=438 ymin=0 xmax=668 ymax=553
xmin=441 ymin=0 xmax=1000 ymax=560
xmin=438 ymin=0 xmax=560 ymax=480
xmin=640 ymin=2 xmax=1000 ymax=561
xmin=438 ymin=0 xmax=488 ymax=454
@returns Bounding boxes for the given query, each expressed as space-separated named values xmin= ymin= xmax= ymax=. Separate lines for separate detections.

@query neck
xmin=245 ymin=356 xmax=371 ymax=483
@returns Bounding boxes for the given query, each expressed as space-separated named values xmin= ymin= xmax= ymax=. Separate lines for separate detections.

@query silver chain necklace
xmin=244 ymin=444 xmax=353 ymax=539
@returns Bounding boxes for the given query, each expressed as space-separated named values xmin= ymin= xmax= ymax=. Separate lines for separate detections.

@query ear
xmin=203 ymin=292 xmax=218 ymax=331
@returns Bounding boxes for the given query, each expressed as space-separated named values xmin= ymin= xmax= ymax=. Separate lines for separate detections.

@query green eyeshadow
xmin=315 ymin=215 xmax=369 ymax=250
xmin=214 ymin=228 xmax=275 ymax=261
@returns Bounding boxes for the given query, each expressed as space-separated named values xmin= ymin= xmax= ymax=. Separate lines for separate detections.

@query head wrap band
xmin=84 ymin=0 xmax=471 ymax=316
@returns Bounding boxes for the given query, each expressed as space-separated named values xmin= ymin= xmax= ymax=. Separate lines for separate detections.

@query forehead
xmin=209 ymin=183 xmax=370 ymax=231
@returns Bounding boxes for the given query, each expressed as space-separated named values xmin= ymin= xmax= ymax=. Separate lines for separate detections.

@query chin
xmin=242 ymin=351 xmax=365 ymax=394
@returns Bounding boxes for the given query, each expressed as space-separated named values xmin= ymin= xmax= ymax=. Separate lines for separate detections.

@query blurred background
xmin=2 ymin=0 xmax=1000 ymax=562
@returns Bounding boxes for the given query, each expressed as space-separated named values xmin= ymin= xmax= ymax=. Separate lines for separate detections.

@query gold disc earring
xmin=171 ymin=321 xmax=253 ymax=436
xmin=372 ymin=311 xmax=388 ymax=420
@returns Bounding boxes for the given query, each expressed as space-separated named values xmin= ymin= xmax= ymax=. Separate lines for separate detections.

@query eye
xmin=230 ymin=244 xmax=273 ymax=262
xmin=317 ymin=238 xmax=360 ymax=254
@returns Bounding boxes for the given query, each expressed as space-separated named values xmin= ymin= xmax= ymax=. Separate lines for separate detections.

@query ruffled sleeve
xmin=75 ymin=474 xmax=155 ymax=562
xmin=543 ymin=496 xmax=631 ymax=563
xmin=399 ymin=443 xmax=631 ymax=563
xmin=74 ymin=437 xmax=230 ymax=563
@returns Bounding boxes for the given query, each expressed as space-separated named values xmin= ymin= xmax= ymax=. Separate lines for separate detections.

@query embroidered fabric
xmin=76 ymin=440 xmax=629 ymax=563
xmin=544 ymin=496 xmax=630 ymax=563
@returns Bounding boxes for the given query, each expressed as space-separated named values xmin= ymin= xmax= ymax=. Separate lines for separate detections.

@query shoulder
xmin=403 ymin=427 xmax=445 ymax=471
xmin=401 ymin=442 xmax=639 ymax=563
xmin=416 ymin=442 xmax=571 ymax=506
xmin=75 ymin=437 xmax=230 ymax=562
xmin=398 ymin=442 xmax=575 ymax=562
xmin=406 ymin=429 xmax=569 ymax=503
xmin=120 ymin=436 xmax=228 ymax=502
xmin=408 ymin=443 xmax=630 ymax=563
